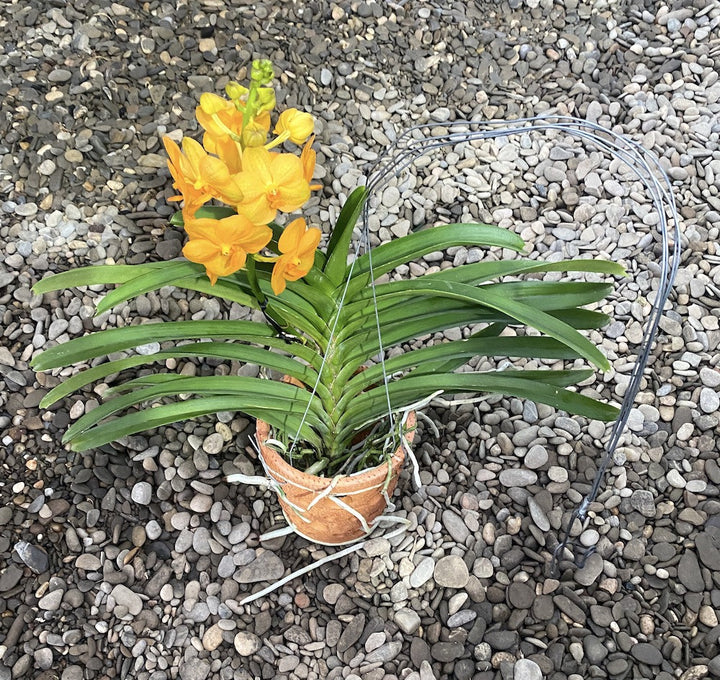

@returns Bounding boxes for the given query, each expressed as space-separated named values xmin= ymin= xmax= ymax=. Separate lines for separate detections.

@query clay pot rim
xmin=256 ymin=412 xmax=417 ymax=494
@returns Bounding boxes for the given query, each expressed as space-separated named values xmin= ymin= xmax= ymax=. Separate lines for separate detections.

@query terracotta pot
xmin=256 ymin=411 xmax=416 ymax=545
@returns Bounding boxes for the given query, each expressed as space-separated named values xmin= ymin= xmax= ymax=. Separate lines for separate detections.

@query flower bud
xmin=250 ymin=59 xmax=274 ymax=86
xmin=256 ymin=87 xmax=276 ymax=114
xmin=199 ymin=92 xmax=229 ymax=115
xmin=225 ymin=81 xmax=248 ymax=101
xmin=242 ymin=120 xmax=268 ymax=148
xmin=274 ymin=108 xmax=315 ymax=145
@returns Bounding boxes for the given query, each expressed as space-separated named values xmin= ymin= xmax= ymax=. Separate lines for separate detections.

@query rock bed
xmin=1 ymin=1 xmax=719 ymax=679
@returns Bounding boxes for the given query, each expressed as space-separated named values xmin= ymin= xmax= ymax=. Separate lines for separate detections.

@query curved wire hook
xmin=360 ymin=116 xmax=680 ymax=575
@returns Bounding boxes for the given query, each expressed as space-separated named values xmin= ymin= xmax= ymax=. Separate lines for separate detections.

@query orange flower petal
xmin=183 ymin=218 xmax=219 ymax=241
xmin=240 ymin=147 xmax=274 ymax=187
xmin=183 ymin=238 xmax=218 ymax=263
xmin=271 ymin=259 xmax=288 ymax=295
xmin=236 ymin=196 xmax=276 ymax=226
xmin=278 ymin=218 xmax=307 ymax=254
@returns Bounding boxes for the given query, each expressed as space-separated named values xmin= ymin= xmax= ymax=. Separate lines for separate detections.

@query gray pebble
xmin=38 ymin=589 xmax=64 ymax=611
xmin=700 ymin=367 xmax=720 ymax=388
xmin=524 ymin=445 xmax=548 ymax=469
xmin=700 ymin=388 xmax=720 ymax=414
xmin=434 ymin=555 xmax=469 ymax=589
xmin=61 ymin=667 xmax=84 ymax=680
xmin=631 ymin=642 xmax=663 ymax=665
xmin=49 ymin=68 xmax=72 ymax=82
xmin=110 ymin=584 xmax=143 ymax=616
xmin=145 ymin=520 xmax=162 ymax=540
xmin=202 ymin=432 xmax=225 ymax=454
xmin=234 ymin=631 xmax=261 ymax=656
xmin=13 ymin=541 xmax=48 ymax=573
xmin=409 ymin=557 xmax=435 ymax=588
xmin=575 ymin=552 xmax=604 ymax=586
xmin=630 ymin=489 xmax=655 ymax=517
xmin=514 ymin=658 xmax=543 ymax=680
xmin=498 ymin=469 xmax=537 ymax=487
xmin=395 ymin=608 xmax=421 ymax=634
xmin=131 ymin=482 xmax=152 ymax=505
xmin=236 ymin=550 xmax=284 ymax=583
xmin=33 ymin=648 xmax=53 ymax=670
xmin=179 ymin=659 xmax=210 ymax=680
xmin=75 ymin=554 xmax=101 ymax=571
xmin=365 ymin=641 xmax=402 ymax=663
xmin=441 ymin=510 xmax=470 ymax=543
xmin=218 ymin=555 xmax=235 ymax=578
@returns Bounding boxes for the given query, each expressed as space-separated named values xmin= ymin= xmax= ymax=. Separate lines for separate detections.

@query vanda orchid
xmin=32 ymin=59 xmax=623 ymax=486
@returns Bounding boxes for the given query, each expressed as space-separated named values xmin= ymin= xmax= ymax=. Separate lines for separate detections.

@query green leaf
xmin=341 ymin=280 xmax=611 ymax=370
xmin=40 ymin=341 xmax=326 ymax=409
xmin=31 ymin=320 xmax=275 ymax=370
xmin=340 ymin=335 xmax=583 ymax=400
xmin=95 ymin=262 xmax=208 ymax=315
xmin=223 ymin=269 xmax=331 ymax=342
xmin=337 ymin=300 xmax=610 ymax=376
xmin=335 ymin=371 xmax=618 ymax=442
xmin=33 ymin=263 xmax=163 ymax=295
xmin=64 ymin=375 xmax=328 ymax=444
xmin=422 ymin=257 xmax=626 ymax=288
xmin=479 ymin=281 xmax=613 ymax=309
xmin=413 ymin=322 xmax=507 ymax=376
xmin=173 ymin=275 xmax=260 ymax=309
xmin=66 ymin=397 xmax=323 ymax=452
xmin=323 ymin=186 xmax=368 ymax=285
xmin=347 ymin=223 xmax=526 ymax=295
xmin=341 ymin=280 xmax=613 ymax=320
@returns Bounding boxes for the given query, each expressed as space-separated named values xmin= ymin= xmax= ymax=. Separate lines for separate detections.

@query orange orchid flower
xmin=271 ymin=218 xmax=322 ymax=295
xmin=235 ymin=147 xmax=310 ymax=225
xmin=163 ymin=136 xmax=244 ymax=218
xmin=163 ymin=137 xmax=212 ymax=218
xmin=183 ymin=215 xmax=272 ymax=285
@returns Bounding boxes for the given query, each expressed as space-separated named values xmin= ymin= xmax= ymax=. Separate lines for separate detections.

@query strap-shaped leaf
xmin=341 ymin=279 xmax=610 ymax=370
xmin=348 ymin=223 xmax=525 ymax=286
xmin=183 ymin=274 xmax=328 ymax=343
xmin=33 ymin=263 xmax=164 ymax=294
xmin=31 ymin=320 xmax=275 ymax=370
xmin=425 ymin=257 xmax=626 ymax=287
xmin=40 ymin=341 xmax=325 ymax=409
xmin=237 ymin=264 xmax=335 ymax=326
xmin=409 ymin=322 xmax=506 ymax=376
xmin=342 ymin=280 xmax=613 ymax=320
xmin=339 ymin=335 xmax=583 ymax=402
xmin=335 ymin=371 xmax=618 ymax=443
xmin=323 ymin=186 xmax=368 ymax=285
xmin=66 ymin=397 xmax=323 ymax=452
xmin=95 ymin=262 xmax=213 ymax=315
xmin=338 ymin=303 xmax=610 ymax=374
xmin=64 ymin=375 xmax=328 ymax=443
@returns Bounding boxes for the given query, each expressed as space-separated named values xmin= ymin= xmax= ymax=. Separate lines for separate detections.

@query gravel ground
xmin=1 ymin=1 xmax=720 ymax=679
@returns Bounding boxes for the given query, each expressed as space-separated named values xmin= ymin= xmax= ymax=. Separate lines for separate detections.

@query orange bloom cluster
xmin=163 ymin=60 xmax=322 ymax=295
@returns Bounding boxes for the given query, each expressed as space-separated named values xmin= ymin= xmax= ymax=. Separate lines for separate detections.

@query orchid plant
xmin=32 ymin=60 xmax=623 ymax=477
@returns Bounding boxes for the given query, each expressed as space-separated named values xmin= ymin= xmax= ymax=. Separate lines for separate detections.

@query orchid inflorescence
xmin=163 ymin=59 xmax=322 ymax=295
